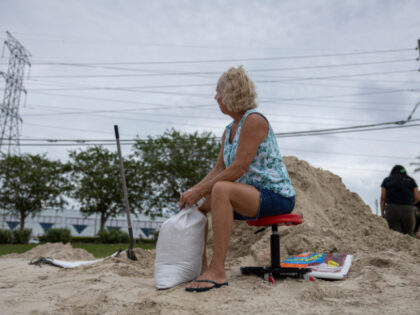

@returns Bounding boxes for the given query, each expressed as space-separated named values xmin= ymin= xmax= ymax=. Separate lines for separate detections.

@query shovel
xmin=114 ymin=125 xmax=137 ymax=261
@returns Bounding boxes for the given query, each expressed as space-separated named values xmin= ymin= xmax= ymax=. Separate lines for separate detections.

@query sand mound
xmin=1 ymin=242 xmax=95 ymax=261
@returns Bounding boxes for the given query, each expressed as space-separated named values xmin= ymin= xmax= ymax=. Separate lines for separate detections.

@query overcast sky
xmin=0 ymin=0 xmax=419 ymax=213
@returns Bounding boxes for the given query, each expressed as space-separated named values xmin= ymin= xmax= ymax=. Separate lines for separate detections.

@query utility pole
xmin=417 ymin=39 xmax=420 ymax=62
xmin=0 ymin=31 xmax=31 ymax=228
xmin=375 ymin=199 xmax=379 ymax=216
xmin=0 ymin=31 xmax=31 ymax=155
xmin=417 ymin=39 xmax=420 ymax=70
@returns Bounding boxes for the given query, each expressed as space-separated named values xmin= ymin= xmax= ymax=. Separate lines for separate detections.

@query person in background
xmin=380 ymin=165 xmax=420 ymax=235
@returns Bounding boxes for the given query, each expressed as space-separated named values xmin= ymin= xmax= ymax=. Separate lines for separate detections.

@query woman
xmin=178 ymin=66 xmax=296 ymax=292
xmin=380 ymin=165 xmax=420 ymax=235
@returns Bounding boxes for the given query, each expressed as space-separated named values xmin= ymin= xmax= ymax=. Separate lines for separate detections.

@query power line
xmin=287 ymin=134 xmax=420 ymax=145
xmin=5 ymin=133 xmax=417 ymax=162
xmin=24 ymin=83 xmax=419 ymax=104
xmin=25 ymin=74 xmax=414 ymax=94
xmin=333 ymin=77 xmax=420 ymax=85
xmin=3 ymin=139 xmax=415 ymax=165
xmin=277 ymin=97 xmax=413 ymax=106
xmin=111 ymin=86 xmax=420 ymax=102
xmin=23 ymin=122 xmax=138 ymax=137
xmin=29 ymin=90 xmax=215 ymax=109
xmin=5 ymin=138 xmax=133 ymax=142
xmin=263 ymin=87 xmax=419 ymax=103
xmin=22 ymin=48 xmax=414 ymax=65
xmin=12 ymin=118 xmax=420 ymax=143
xmin=280 ymin=147 xmax=414 ymax=160
xmin=277 ymin=117 xmax=420 ymax=136
xmin=23 ymin=69 xmax=418 ymax=92
xmin=17 ymin=32 xmax=392 ymax=52
xmin=23 ymin=71 xmax=420 ymax=101
xmin=262 ymin=101 xmax=411 ymax=113
xmin=7 ymin=142 xmax=136 ymax=147
xmin=26 ymin=91 xmax=414 ymax=116
xmin=276 ymin=123 xmax=420 ymax=138
xmin=28 ymin=88 xmax=416 ymax=110
xmin=14 ymin=134 xmax=420 ymax=145
xmin=26 ymin=58 xmax=416 ymax=79
xmin=23 ymin=103 xmax=389 ymax=125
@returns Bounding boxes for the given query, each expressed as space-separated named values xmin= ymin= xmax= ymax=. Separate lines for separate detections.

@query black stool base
xmin=241 ymin=266 xmax=312 ymax=279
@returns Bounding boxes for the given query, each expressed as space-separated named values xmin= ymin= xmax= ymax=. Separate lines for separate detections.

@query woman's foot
xmin=186 ymin=268 xmax=227 ymax=291
xmin=200 ymin=263 xmax=208 ymax=275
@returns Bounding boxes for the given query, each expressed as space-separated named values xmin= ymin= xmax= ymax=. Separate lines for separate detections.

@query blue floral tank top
xmin=223 ymin=109 xmax=295 ymax=197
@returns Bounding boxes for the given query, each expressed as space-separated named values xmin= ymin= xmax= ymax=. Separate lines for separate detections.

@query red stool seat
xmin=246 ymin=213 xmax=302 ymax=227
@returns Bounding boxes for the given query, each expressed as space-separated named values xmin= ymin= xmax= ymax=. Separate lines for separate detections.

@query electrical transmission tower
xmin=0 ymin=31 xmax=31 ymax=155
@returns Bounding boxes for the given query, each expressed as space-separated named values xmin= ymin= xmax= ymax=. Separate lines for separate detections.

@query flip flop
xmin=185 ymin=278 xmax=229 ymax=292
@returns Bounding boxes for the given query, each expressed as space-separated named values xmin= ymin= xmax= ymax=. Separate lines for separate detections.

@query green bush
xmin=12 ymin=228 xmax=32 ymax=244
xmin=137 ymin=230 xmax=159 ymax=243
xmin=41 ymin=228 xmax=71 ymax=243
xmin=136 ymin=238 xmax=157 ymax=244
xmin=97 ymin=229 xmax=129 ymax=243
xmin=71 ymin=236 xmax=98 ymax=243
xmin=0 ymin=229 xmax=13 ymax=244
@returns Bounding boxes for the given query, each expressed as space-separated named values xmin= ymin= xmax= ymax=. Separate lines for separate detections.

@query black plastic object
xmin=241 ymin=223 xmax=311 ymax=280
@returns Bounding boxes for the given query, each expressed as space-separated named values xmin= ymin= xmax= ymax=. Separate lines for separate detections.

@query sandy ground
xmin=1 ymin=156 xmax=420 ymax=314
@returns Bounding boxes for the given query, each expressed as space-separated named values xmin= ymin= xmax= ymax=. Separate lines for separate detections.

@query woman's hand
xmin=178 ymin=188 xmax=203 ymax=209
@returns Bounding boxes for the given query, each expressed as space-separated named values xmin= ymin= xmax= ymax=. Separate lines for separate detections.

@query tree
xmin=68 ymin=146 xmax=141 ymax=231
xmin=0 ymin=153 xmax=69 ymax=230
xmin=131 ymin=129 xmax=220 ymax=216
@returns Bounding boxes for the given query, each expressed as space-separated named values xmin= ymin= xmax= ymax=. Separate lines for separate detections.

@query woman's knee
xmin=211 ymin=181 xmax=232 ymax=196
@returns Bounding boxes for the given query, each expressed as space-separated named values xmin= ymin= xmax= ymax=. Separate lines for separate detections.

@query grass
xmin=0 ymin=242 xmax=155 ymax=258
xmin=0 ymin=244 xmax=39 ymax=256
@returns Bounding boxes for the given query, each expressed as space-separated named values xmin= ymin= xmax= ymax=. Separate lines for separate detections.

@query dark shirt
xmin=381 ymin=175 xmax=418 ymax=205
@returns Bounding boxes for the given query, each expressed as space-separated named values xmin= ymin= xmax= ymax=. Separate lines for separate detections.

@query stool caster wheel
xmin=264 ymin=273 xmax=275 ymax=284
xmin=303 ymin=273 xmax=315 ymax=282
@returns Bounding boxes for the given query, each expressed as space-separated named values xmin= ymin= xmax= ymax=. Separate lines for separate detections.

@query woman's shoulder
xmin=381 ymin=176 xmax=392 ymax=186
xmin=243 ymin=112 xmax=269 ymax=128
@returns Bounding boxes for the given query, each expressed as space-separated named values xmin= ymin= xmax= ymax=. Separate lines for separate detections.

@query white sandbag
xmin=154 ymin=199 xmax=207 ymax=289
xmin=29 ymin=251 xmax=121 ymax=268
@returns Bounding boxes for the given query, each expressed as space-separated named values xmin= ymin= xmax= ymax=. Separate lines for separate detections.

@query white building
xmin=0 ymin=208 xmax=165 ymax=239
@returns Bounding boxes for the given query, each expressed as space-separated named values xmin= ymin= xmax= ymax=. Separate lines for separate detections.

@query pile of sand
xmin=2 ymin=242 xmax=95 ymax=261
xmin=1 ymin=155 xmax=419 ymax=314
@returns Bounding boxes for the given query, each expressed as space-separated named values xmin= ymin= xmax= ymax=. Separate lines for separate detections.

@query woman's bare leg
xmin=199 ymin=196 xmax=212 ymax=274
xmin=201 ymin=222 xmax=208 ymax=274
xmin=186 ymin=182 xmax=260 ymax=290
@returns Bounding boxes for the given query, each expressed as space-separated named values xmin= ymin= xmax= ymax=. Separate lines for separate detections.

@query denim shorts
xmin=233 ymin=185 xmax=295 ymax=221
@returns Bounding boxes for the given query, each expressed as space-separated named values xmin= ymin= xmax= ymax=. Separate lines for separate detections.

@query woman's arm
xmin=380 ymin=187 xmax=386 ymax=218
xmin=191 ymin=131 xmax=226 ymax=188
xmin=413 ymin=187 xmax=420 ymax=204
xmin=180 ymin=114 xmax=268 ymax=207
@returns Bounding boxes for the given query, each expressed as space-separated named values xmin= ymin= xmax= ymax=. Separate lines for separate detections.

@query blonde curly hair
xmin=217 ymin=66 xmax=257 ymax=112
